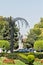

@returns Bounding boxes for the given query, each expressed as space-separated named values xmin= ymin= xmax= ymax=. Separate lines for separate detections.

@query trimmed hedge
xmin=0 ymin=52 xmax=43 ymax=61
xmin=27 ymin=52 xmax=43 ymax=59
xmin=0 ymin=53 xmax=18 ymax=59
xmin=0 ymin=40 xmax=10 ymax=51
xmin=34 ymin=52 xmax=43 ymax=59
xmin=34 ymin=40 xmax=43 ymax=51
xmin=18 ymin=53 xmax=35 ymax=64
xmin=18 ymin=52 xmax=43 ymax=59
xmin=28 ymin=55 xmax=35 ymax=65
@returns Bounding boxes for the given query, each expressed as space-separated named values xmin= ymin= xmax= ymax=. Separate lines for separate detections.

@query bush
xmin=34 ymin=52 xmax=43 ymax=59
xmin=19 ymin=53 xmax=27 ymax=60
xmin=34 ymin=40 xmax=43 ymax=51
xmin=18 ymin=53 xmax=35 ymax=64
xmin=0 ymin=40 xmax=10 ymax=52
xmin=27 ymin=55 xmax=35 ymax=65
xmin=6 ymin=53 xmax=18 ymax=59
xmin=28 ymin=52 xmax=43 ymax=59
xmin=18 ymin=53 xmax=29 ymax=64
xmin=0 ymin=53 xmax=18 ymax=59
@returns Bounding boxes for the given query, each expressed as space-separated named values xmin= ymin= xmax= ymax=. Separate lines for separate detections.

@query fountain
xmin=18 ymin=32 xmax=23 ymax=49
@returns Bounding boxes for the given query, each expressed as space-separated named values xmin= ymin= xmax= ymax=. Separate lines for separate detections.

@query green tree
xmin=26 ymin=18 xmax=43 ymax=48
xmin=0 ymin=19 xmax=9 ymax=39
xmin=14 ymin=42 xmax=19 ymax=49
xmin=26 ymin=29 xmax=38 ymax=48
xmin=0 ymin=17 xmax=19 ymax=52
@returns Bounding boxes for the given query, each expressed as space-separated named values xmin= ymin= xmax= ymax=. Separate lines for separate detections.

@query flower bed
xmin=41 ymin=59 xmax=43 ymax=63
xmin=3 ymin=58 xmax=15 ymax=64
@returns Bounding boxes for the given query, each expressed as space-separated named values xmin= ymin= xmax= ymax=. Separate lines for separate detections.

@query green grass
xmin=34 ymin=61 xmax=43 ymax=65
xmin=0 ymin=60 xmax=27 ymax=65
xmin=0 ymin=57 xmax=27 ymax=65
xmin=0 ymin=57 xmax=43 ymax=65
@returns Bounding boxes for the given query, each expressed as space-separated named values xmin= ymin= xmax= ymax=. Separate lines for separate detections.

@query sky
xmin=0 ymin=0 xmax=43 ymax=36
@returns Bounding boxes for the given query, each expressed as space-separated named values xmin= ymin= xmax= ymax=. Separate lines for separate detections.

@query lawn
xmin=34 ymin=61 xmax=43 ymax=65
xmin=0 ymin=57 xmax=43 ymax=65
xmin=0 ymin=57 xmax=27 ymax=65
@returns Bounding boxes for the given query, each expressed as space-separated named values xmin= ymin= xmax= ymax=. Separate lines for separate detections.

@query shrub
xmin=6 ymin=53 xmax=18 ymax=59
xmin=28 ymin=52 xmax=34 ymax=55
xmin=19 ymin=53 xmax=28 ymax=60
xmin=0 ymin=40 xmax=10 ymax=52
xmin=27 ymin=55 xmax=35 ymax=65
xmin=0 ymin=53 xmax=18 ymax=59
xmin=34 ymin=40 xmax=43 ymax=51
xmin=18 ymin=53 xmax=29 ymax=64
xmin=25 ymin=52 xmax=43 ymax=59
xmin=34 ymin=52 xmax=43 ymax=59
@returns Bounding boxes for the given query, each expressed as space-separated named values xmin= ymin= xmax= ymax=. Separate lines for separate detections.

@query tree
xmin=14 ymin=42 xmax=19 ymax=49
xmin=0 ymin=19 xmax=9 ymax=39
xmin=40 ymin=18 xmax=43 ymax=23
xmin=0 ymin=16 xmax=19 ymax=53
xmin=26 ymin=18 xmax=43 ymax=48
xmin=26 ymin=29 xmax=38 ymax=48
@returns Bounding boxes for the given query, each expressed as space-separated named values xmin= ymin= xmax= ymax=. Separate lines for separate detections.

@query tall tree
xmin=0 ymin=16 xmax=19 ymax=52
xmin=26 ymin=18 xmax=43 ymax=48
